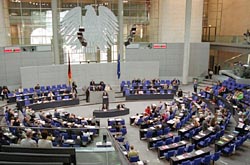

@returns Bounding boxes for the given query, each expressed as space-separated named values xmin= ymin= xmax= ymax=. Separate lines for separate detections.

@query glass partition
xmin=0 ymin=125 xmax=128 ymax=165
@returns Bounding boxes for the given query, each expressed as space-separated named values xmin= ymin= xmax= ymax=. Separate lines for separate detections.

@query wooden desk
xmin=139 ymin=128 xmax=158 ymax=140
xmin=158 ymin=140 xmax=188 ymax=159
xmin=170 ymin=147 xmax=213 ymax=165
xmin=191 ymin=129 xmax=213 ymax=148
xmin=148 ymin=133 xmax=174 ymax=149
xmin=178 ymin=124 xmax=196 ymax=138
xmin=215 ymin=134 xmax=237 ymax=151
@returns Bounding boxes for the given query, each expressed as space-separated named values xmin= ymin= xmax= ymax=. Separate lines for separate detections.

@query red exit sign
xmin=153 ymin=44 xmax=167 ymax=49
xmin=4 ymin=47 xmax=21 ymax=53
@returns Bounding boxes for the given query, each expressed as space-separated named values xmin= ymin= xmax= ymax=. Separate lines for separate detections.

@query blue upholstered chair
xmin=165 ymin=138 xmax=172 ymax=145
xmin=192 ymin=157 xmax=202 ymax=165
xmin=181 ymin=160 xmax=191 ymax=165
xmin=164 ymin=150 xmax=175 ymax=160
xmin=222 ymin=144 xmax=234 ymax=156
xmin=185 ymin=144 xmax=195 ymax=153
xmin=163 ymin=127 xmax=170 ymax=135
xmin=172 ymin=136 xmax=181 ymax=143
xmin=129 ymin=156 xmax=140 ymax=162
xmin=175 ymin=146 xmax=185 ymax=156
xmin=211 ymin=151 xmax=221 ymax=164
xmin=201 ymin=155 xmax=212 ymax=165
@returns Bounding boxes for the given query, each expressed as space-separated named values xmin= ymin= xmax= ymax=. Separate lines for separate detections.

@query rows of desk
xmin=93 ymin=108 xmax=130 ymax=118
xmin=16 ymin=93 xmax=73 ymax=110
xmin=27 ymin=98 xmax=80 ymax=111
xmin=126 ymin=93 xmax=174 ymax=100
xmin=170 ymin=147 xmax=213 ymax=165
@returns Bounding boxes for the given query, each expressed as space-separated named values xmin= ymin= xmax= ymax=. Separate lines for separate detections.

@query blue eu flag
xmin=117 ymin=54 xmax=121 ymax=79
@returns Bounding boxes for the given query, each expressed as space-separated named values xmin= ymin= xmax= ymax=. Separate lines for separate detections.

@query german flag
xmin=68 ymin=53 xmax=72 ymax=85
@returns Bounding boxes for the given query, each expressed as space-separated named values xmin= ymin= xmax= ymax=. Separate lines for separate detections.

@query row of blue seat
xmin=221 ymin=133 xmax=249 ymax=155
xmin=8 ymin=84 xmax=71 ymax=97
xmin=172 ymin=151 xmax=221 ymax=165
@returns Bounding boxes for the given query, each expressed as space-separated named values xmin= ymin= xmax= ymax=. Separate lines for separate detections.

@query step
xmin=198 ymin=84 xmax=213 ymax=88
xmin=115 ymin=97 xmax=126 ymax=102
xmin=115 ymin=92 xmax=124 ymax=97
xmin=199 ymin=81 xmax=217 ymax=86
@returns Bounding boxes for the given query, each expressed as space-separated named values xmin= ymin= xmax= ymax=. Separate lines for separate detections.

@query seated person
xmin=54 ymin=108 xmax=60 ymax=118
xmin=196 ymin=98 xmax=203 ymax=105
xmin=177 ymin=89 xmax=183 ymax=97
xmin=173 ymin=117 xmax=180 ymax=129
xmin=226 ymin=92 xmax=233 ymax=102
xmin=82 ymin=130 xmax=91 ymax=142
xmin=202 ymin=118 xmax=210 ymax=131
xmin=233 ymin=89 xmax=243 ymax=100
xmin=218 ymin=86 xmax=227 ymax=96
xmin=33 ymin=92 xmax=39 ymax=100
xmin=128 ymin=145 xmax=139 ymax=159
xmin=213 ymin=122 xmax=221 ymax=132
xmin=38 ymin=130 xmax=53 ymax=148
xmin=163 ymin=83 xmax=169 ymax=90
xmin=90 ymin=80 xmax=95 ymax=86
xmin=42 ymin=97 xmax=49 ymax=103
xmin=0 ymin=130 xmax=10 ymax=146
xmin=47 ymin=91 xmax=54 ymax=100
xmin=20 ymin=129 xmax=37 ymax=148
xmin=144 ymin=106 xmax=151 ymax=116
xmin=105 ymin=84 xmax=112 ymax=91
xmin=117 ymin=103 xmax=125 ymax=110
xmin=193 ymin=118 xmax=200 ymax=127
xmin=18 ymin=86 xmax=23 ymax=93
xmin=34 ymin=84 xmax=40 ymax=90
xmin=115 ymin=122 xmax=122 ymax=132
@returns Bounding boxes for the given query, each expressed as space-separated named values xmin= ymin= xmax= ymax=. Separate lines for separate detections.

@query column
xmin=182 ymin=0 xmax=192 ymax=84
xmin=0 ymin=0 xmax=11 ymax=46
xmin=52 ymin=0 xmax=60 ymax=64
xmin=118 ymin=0 xmax=124 ymax=61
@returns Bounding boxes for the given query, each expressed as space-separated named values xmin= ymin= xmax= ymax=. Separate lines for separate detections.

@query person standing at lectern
xmin=102 ymin=91 xmax=109 ymax=109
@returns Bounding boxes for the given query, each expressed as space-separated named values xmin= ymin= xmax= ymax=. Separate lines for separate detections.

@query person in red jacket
xmin=144 ymin=106 xmax=151 ymax=115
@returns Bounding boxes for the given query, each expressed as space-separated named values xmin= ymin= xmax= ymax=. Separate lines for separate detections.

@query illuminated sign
xmin=153 ymin=44 xmax=167 ymax=49
xmin=4 ymin=47 xmax=21 ymax=53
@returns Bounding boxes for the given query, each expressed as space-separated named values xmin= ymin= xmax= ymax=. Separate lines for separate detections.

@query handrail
xmin=107 ymin=130 xmax=131 ymax=165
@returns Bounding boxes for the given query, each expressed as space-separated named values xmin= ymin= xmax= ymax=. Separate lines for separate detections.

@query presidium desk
xmin=89 ymin=91 xmax=115 ymax=104
xmin=93 ymin=108 xmax=130 ymax=118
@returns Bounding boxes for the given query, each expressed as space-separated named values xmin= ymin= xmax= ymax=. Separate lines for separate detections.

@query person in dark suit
xmin=72 ymin=81 xmax=77 ymax=94
xmin=0 ymin=86 xmax=4 ymax=101
xmin=102 ymin=91 xmax=109 ymax=109
xmin=85 ymin=87 xmax=90 ymax=102
xmin=90 ymin=80 xmax=95 ymax=86
xmin=2 ymin=86 xmax=9 ymax=100
xmin=34 ymin=84 xmax=40 ymax=90
xmin=177 ymin=89 xmax=183 ymax=97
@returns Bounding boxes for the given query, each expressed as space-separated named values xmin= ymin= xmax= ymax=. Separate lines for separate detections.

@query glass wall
xmin=5 ymin=0 xmax=157 ymax=63
xmin=7 ymin=0 xmax=52 ymax=45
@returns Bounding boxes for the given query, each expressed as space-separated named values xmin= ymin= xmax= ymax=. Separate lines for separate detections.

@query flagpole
xmin=68 ymin=51 xmax=72 ymax=87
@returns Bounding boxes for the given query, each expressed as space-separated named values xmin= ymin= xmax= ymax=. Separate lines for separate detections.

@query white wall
xmin=126 ymin=43 xmax=210 ymax=82
xmin=158 ymin=0 xmax=203 ymax=43
xmin=20 ymin=62 xmax=160 ymax=88
xmin=0 ymin=48 xmax=53 ymax=89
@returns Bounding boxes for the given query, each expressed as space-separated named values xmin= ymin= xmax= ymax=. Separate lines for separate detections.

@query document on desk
xmin=152 ymin=137 xmax=157 ymax=141
xmin=238 ymin=123 xmax=244 ymax=128
xmin=200 ymin=132 xmax=205 ymax=136
xmin=195 ymin=150 xmax=204 ymax=155
xmin=195 ymin=135 xmax=201 ymax=138
xmin=176 ymin=155 xmax=185 ymax=160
